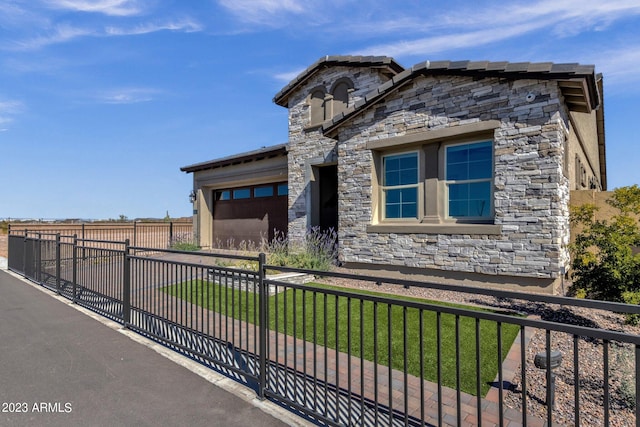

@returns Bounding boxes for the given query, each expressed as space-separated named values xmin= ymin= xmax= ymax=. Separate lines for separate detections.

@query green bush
xmin=0 ymin=220 xmax=8 ymax=234
xmin=169 ymin=231 xmax=200 ymax=252
xmin=570 ymin=185 xmax=640 ymax=322
xmin=171 ymin=242 xmax=200 ymax=252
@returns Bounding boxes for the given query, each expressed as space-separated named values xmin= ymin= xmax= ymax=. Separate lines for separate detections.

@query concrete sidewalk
xmin=0 ymin=269 xmax=309 ymax=427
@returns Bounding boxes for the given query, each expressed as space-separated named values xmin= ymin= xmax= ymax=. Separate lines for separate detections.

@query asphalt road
xmin=0 ymin=269 xmax=298 ymax=427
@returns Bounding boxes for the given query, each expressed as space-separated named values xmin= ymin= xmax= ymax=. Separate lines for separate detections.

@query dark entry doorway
xmin=317 ymin=165 xmax=338 ymax=232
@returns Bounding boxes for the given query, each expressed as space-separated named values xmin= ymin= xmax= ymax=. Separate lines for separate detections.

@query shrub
xmin=170 ymin=231 xmax=200 ymax=252
xmin=266 ymin=227 xmax=338 ymax=271
xmin=171 ymin=242 xmax=200 ymax=252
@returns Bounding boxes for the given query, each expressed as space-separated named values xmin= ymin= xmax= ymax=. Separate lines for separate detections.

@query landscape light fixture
xmin=189 ymin=190 xmax=197 ymax=204
xmin=534 ymin=350 xmax=563 ymax=409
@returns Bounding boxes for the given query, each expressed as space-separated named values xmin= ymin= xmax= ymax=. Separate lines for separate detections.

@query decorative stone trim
xmin=366 ymin=224 xmax=503 ymax=235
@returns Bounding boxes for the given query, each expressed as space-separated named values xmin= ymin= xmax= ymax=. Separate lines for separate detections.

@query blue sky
xmin=1 ymin=0 xmax=640 ymax=220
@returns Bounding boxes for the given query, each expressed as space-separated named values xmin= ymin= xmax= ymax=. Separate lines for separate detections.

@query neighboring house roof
xmin=273 ymin=55 xmax=405 ymax=107
xmin=180 ymin=143 xmax=288 ymax=173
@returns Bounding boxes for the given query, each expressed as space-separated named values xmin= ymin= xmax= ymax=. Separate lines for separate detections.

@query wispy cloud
xmin=580 ymin=45 xmax=640 ymax=89
xmin=0 ymin=99 xmax=25 ymax=130
xmin=105 ymin=19 xmax=202 ymax=36
xmin=217 ymin=0 xmax=312 ymax=26
xmin=97 ymin=87 xmax=160 ymax=104
xmin=273 ymin=68 xmax=304 ymax=83
xmin=8 ymin=23 xmax=94 ymax=50
xmin=357 ymin=22 xmax=545 ymax=58
xmin=5 ymin=18 xmax=202 ymax=51
xmin=44 ymin=0 xmax=144 ymax=17
xmin=354 ymin=0 xmax=640 ymax=58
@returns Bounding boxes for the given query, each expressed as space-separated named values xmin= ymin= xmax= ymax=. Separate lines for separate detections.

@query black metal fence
xmin=7 ymin=230 xmax=640 ymax=427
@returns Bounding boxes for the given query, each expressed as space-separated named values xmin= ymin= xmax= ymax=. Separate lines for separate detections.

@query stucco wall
xmin=566 ymin=110 xmax=603 ymax=190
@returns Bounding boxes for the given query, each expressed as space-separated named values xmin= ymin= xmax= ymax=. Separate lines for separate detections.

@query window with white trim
xmin=445 ymin=141 xmax=493 ymax=219
xmin=382 ymin=152 xmax=419 ymax=219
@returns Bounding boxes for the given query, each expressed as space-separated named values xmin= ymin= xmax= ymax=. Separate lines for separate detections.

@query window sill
xmin=366 ymin=223 xmax=503 ymax=235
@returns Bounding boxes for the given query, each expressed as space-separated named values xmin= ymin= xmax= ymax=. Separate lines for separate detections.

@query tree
xmin=570 ymin=185 xmax=640 ymax=318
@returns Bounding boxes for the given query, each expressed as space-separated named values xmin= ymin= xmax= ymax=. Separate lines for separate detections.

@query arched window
xmin=309 ymin=88 xmax=326 ymax=126
xmin=330 ymin=78 xmax=354 ymax=117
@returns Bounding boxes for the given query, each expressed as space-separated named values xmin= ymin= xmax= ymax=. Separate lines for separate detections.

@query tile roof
xmin=273 ymin=55 xmax=404 ymax=107
xmin=322 ymin=59 xmax=601 ymax=137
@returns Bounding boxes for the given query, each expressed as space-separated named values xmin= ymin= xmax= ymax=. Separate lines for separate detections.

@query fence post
xmin=72 ymin=234 xmax=78 ymax=303
xmin=133 ymin=221 xmax=137 ymax=247
xmin=22 ymin=231 xmax=27 ymax=276
xmin=36 ymin=232 xmax=41 ymax=283
xmin=55 ymin=234 xmax=61 ymax=294
xmin=258 ymin=252 xmax=267 ymax=400
xmin=122 ymin=239 xmax=131 ymax=327
xmin=81 ymin=223 xmax=86 ymax=259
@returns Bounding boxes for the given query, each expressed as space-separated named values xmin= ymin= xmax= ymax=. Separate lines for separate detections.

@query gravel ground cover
xmin=317 ymin=268 xmax=639 ymax=427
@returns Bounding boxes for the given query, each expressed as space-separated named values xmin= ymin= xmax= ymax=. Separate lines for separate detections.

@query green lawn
xmin=164 ymin=280 xmax=520 ymax=396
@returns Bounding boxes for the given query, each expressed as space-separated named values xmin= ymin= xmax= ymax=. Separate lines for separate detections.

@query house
xmin=181 ymin=55 xmax=606 ymax=293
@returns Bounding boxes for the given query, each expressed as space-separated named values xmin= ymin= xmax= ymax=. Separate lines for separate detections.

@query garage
xmin=180 ymin=144 xmax=289 ymax=250
xmin=212 ymin=182 xmax=288 ymax=247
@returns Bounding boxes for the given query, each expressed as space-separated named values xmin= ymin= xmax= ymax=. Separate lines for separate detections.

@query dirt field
xmin=0 ymin=221 xmax=193 ymax=260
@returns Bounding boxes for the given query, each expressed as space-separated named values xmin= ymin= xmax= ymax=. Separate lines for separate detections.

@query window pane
xmin=447 ymin=141 xmax=493 ymax=181
xmin=449 ymin=200 xmax=468 ymax=217
xmin=400 ymin=169 xmax=418 ymax=185
xmin=402 ymin=201 xmax=417 ymax=218
xmin=216 ymin=190 xmax=230 ymax=201
xmin=447 ymin=145 xmax=468 ymax=164
xmin=233 ymin=188 xmax=251 ymax=199
xmin=386 ymin=189 xmax=401 ymax=204
xmin=470 ymin=182 xmax=491 ymax=199
xmin=469 ymin=141 xmax=492 ymax=160
xmin=447 ymin=163 xmax=468 ymax=181
xmin=385 ymin=170 xmax=400 ymax=186
xmin=385 ymin=204 xmax=400 ymax=219
xmin=469 ymin=182 xmax=491 ymax=216
xmin=384 ymin=153 xmax=418 ymax=186
xmin=277 ymin=183 xmax=288 ymax=196
xmin=448 ymin=182 xmax=491 ymax=218
xmin=400 ymin=187 xmax=417 ymax=203
xmin=448 ymin=183 xmax=469 ymax=200
xmin=385 ymin=188 xmax=417 ymax=219
xmin=254 ymin=186 xmax=274 ymax=198
xmin=469 ymin=159 xmax=492 ymax=179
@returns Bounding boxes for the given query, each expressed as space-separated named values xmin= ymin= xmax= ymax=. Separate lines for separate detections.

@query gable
xmin=322 ymin=60 xmax=601 ymax=138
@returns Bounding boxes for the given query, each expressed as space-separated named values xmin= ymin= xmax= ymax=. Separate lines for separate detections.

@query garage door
xmin=212 ymin=182 xmax=288 ymax=248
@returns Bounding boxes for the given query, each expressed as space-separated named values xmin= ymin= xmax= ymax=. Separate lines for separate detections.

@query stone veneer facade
xmin=285 ymin=68 xmax=574 ymax=286
xmin=286 ymin=66 xmax=393 ymax=242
